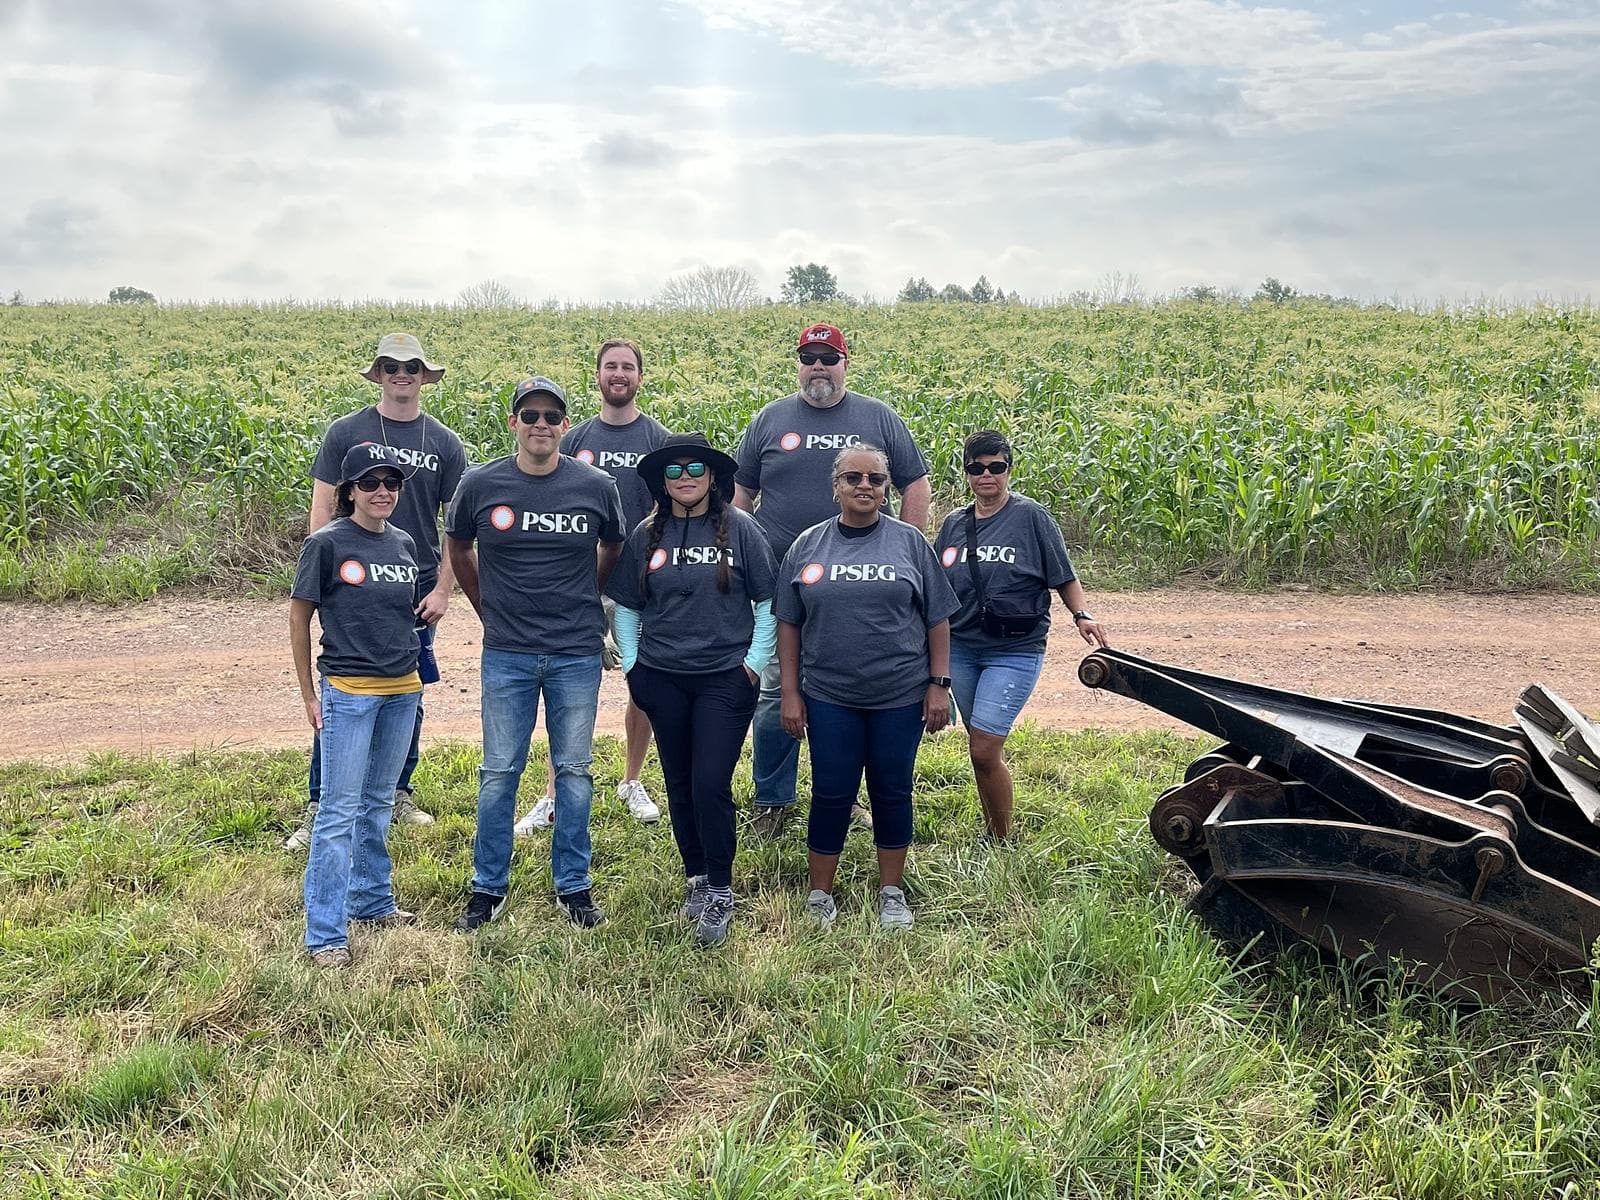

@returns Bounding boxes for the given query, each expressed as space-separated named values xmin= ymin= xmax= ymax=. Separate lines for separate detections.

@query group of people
xmin=288 ymin=324 xmax=1110 ymax=967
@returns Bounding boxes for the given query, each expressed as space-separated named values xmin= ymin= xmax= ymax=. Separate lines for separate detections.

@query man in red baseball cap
xmin=732 ymin=322 xmax=931 ymax=838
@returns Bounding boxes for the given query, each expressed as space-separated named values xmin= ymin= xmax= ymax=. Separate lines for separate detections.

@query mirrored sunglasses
xmin=516 ymin=408 xmax=565 ymax=426
xmin=380 ymin=358 xmax=424 ymax=376
xmin=964 ymin=460 xmax=1011 ymax=476
xmin=354 ymin=474 xmax=405 ymax=492
xmin=799 ymin=350 xmax=842 ymax=366
xmin=663 ymin=461 xmax=708 ymax=480
xmin=836 ymin=471 xmax=889 ymax=487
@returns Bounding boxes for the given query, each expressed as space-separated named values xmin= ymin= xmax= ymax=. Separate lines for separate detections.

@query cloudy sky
xmin=3 ymin=0 xmax=1597 ymax=304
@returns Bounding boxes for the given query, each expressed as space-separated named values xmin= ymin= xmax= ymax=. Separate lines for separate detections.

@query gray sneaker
xmin=283 ymin=802 xmax=317 ymax=852
xmin=680 ymin=876 xmax=710 ymax=921
xmin=392 ymin=790 xmax=435 ymax=826
xmin=805 ymin=889 xmax=838 ymax=928
xmin=695 ymin=894 xmax=734 ymax=947
xmin=878 ymin=885 xmax=914 ymax=931
xmin=850 ymin=802 xmax=874 ymax=831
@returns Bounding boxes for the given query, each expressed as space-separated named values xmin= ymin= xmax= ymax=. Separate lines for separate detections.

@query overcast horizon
xmin=3 ymin=0 xmax=1598 ymax=307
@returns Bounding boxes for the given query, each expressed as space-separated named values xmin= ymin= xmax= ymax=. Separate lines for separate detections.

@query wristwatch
xmin=1071 ymin=610 xmax=1094 ymax=624
xmin=927 ymin=675 xmax=952 ymax=688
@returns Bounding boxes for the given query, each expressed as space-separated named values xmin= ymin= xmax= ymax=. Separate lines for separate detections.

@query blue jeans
xmin=473 ymin=649 xmax=602 ymax=897
xmin=949 ymin=641 xmax=1046 ymax=737
xmin=308 ymin=623 xmax=434 ymax=801
xmin=804 ymin=695 xmax=925 ymax=856
xmin=304 ymin=681 xmax=420 ymax=951
xmin=752 ymin=657 xmax=801 ymax=808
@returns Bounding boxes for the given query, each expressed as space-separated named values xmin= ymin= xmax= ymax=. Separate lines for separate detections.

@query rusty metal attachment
xmin=1080 ymin=648 xmax=1600 ymax=1000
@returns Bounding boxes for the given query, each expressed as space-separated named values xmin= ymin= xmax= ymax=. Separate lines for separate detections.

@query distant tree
xmin=657 ymin=265 xmax=763 ymax=310
xmin=457 ymin=278 xmax=523 ymax=308
xmin=1093 ymin=271 xmax=1144 ymax=306
xmin=781 ymin=262 xmax=841 ymax=304
xmin=7 ymin=290 xmax=23 ymax=306
xmin=897 ymin=276 xmax=937 ymax=303
xmin=1255 ymin=277 xmax=1298 ymax=304
xmin=938 ymin=282 xmax=972 ymax=303
xmin=108 ymin=285 xmax=156 ymax=304
xmin=970 ymin=275 xmax=995 ymax=304
xmin=1181 ymin=284 xmax=1221 ymax=302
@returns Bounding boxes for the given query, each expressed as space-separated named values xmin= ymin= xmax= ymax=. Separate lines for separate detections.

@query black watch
xmin=1071 ymin=610 xmax=1094 ymax=624
xmin=927 ymin=675 xmax=952 ymax=689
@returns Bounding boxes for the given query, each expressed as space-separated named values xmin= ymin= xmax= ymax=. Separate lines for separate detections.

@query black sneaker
xmin=695 ymin=894 xmax=733 ymax=947
xmin=453 ymin=891 xmax=507 ymax=933
xmin=556 ymin=889 xmax=606 ymax=929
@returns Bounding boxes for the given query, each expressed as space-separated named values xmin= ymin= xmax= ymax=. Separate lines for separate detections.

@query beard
xmin=601 ymin=382 xmax=638 ymax=407
xmin=802 ymin=376 xmax=841 ymax=405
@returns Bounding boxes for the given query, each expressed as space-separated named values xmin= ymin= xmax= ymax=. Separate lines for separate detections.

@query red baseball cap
xmin=796 ymin=323 xmax=848 ymax=357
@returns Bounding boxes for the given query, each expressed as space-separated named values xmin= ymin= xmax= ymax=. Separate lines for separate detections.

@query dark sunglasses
xmin=354 ymin=474 xmax=405 ymax=492
xmin=663 ymin=461 xmax=707 ymax=479
xmin=964 ymin=460 xmax=1011 ymax=476
xmin=836 ymin=471 xmax=889 ymax=487
xmin=516 ymin=408 xmax=565 ymax=426
xmin=799 ymin=351 xmax=842 ymax=366
xmin=380 ymin=359 xmax=424 ymax=376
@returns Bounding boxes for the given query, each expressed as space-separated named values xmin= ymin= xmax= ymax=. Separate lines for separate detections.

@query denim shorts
xmin=949 ymin=640 xmax=1045 ymax=737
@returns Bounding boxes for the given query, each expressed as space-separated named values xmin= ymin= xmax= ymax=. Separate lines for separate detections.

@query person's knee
xmin=968 ymin=730 xmax=1007 ymax=770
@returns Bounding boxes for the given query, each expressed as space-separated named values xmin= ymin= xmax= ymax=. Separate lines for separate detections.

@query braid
xmin=711 ymin=491 xmax=732 ymax=594
xmin=640 ymin=502 xmax=671 ymax=595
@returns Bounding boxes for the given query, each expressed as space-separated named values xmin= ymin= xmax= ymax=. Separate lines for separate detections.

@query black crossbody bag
xmin=965 ymin=504 xmax=1046 ymax=639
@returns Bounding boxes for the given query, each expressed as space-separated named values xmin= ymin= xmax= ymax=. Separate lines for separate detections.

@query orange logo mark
xmin=800 ymin=562 xmax=825 ymax=585
xmin=339 ymin=559 xmax=367 ymax=585
xmin=490 ymin=505 xmax=515 ymax=531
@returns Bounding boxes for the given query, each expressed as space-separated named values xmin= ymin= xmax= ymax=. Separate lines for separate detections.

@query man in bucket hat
xmin=732 ymin=322 xmax=930 ymax=838
xmin=447 ymin=375 xmax=626 ymax=931
xmin=284 ymin=333 xmax=468 ymax=850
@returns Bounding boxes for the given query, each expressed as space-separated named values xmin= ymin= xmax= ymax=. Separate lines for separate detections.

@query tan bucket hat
xmin=360 ymin=332 xmax=445 ymax=384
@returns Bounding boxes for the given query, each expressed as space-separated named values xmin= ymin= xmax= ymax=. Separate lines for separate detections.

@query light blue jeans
xmin=752 ymin=656 xmax=801 ymax=808
xmin=473 ymin=648 xmax=602 ymax=897
xmin=949 ymin=641 xmax=1046 ymax=737
xmin=304 ymin=681 xmax=420 ymax=952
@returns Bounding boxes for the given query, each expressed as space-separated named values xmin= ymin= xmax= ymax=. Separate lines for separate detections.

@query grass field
xmin=5 ymin=729 xmax=1600 ymax=1199
xmin=3 ymin=300 xmax=1599 ymax=600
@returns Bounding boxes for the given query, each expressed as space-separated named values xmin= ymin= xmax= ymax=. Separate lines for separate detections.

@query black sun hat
xmin=637 ymin=433 xmax=738 ymax=506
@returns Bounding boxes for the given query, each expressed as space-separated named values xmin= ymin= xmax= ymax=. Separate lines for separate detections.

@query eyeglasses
xmin=516 ymin=408 xmax=565 ymax=426
xmin=354 ymin=474 xmax=405 ymax=492
xmin=964 ymin=461 xmax=1011 ymax=476
xmin=380 ymin=359 xmax=424 ymax=376
xmin=663 ymin=461 xmax=707 ymax=479
xmin=835 ymin=471 xmax=889 ymax=487
xmin=799 ymin=351 xmax=842 ymax=366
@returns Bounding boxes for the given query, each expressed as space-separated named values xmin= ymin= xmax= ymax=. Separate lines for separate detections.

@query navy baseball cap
xmin=337 ymin=442 xmax=411 ymax=483
xmin=510 ymin=376 xmax=567 ymax=412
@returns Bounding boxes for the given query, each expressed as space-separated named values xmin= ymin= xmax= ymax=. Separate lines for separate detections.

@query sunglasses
xmin=354 ymin=474 xmax=405 ymax=492
xmin=380 ymin=359 xmax=424 ymax=376
xmin=799 ymin=351 xmax=842 ymax=366
xmin=964 ymin=460 xmax=1011 ymax=476
xmin=516 ymin=408 xmax=565 ymax=426
xmin=836 ymin=471 xmax=889 ymax=487
xmin=663 ymin=461 xmax=707 ymax=480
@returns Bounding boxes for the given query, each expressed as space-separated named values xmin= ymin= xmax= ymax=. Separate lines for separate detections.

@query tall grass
xmin=3 ymin=302 xmax=1598 ymax=597
xmin=4 ymin=730 xmax=1600 ymax=1197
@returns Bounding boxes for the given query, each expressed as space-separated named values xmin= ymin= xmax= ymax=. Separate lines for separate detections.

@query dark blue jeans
xmin=804 ymin=694 xmax=924 ymax=856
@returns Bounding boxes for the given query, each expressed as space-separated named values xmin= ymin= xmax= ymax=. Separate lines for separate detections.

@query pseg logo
xmin=574 ymin=449 xmax=596 ymax=465
xmin=490 ymin=505 xmax=516 ymax=531
xmin=340 ymin=559 xmax=367 ymax=585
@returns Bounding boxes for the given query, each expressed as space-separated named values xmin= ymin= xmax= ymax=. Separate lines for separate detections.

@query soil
xmin=5 ymin=590 xmax=1599 ymax=763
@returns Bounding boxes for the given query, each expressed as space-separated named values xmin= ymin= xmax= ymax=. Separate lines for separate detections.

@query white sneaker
xmin=513 ymin=794 xmax=555 ymax=837
xmin=806 ymin=889 xmax=838 ymax=929
xmin=878 ymin=885 xmax=914 ymax=931
xmin=618 ymin=779 xmax=660 ymax=824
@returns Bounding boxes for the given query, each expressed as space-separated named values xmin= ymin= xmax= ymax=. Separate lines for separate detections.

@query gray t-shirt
xmin=734 ymin=391 xmax=929 ymax=558
xmin=934 ymin=495 xmax=1078 ymax=654
xmin=311 ymin=408 xmax=467 ymax=589
xmin=445 ymin=455 xmax=625 ymax=657
xmin=774 ymin=516 xmax=960 ymax=710
xmin=291 ymin=518 xmax=421 ymax=678
xmin=562 ymin=412 xmax=672 ymax=532
xmin=606 ymin=507 xmax=777 ymax=674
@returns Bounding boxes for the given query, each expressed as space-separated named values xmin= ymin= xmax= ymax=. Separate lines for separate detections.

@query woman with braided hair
xmin=607 ymin=433 xmax=778 ymax=946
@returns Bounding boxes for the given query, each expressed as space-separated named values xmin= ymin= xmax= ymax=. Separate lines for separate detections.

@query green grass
xmin=4 ymin=731 xmax=1600 ymax=1198
xmin=4 ymin=300 xmax=1600 ymax=598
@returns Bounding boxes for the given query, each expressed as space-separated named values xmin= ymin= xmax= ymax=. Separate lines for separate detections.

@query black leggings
xmin=626 ymin=663 xmax=758 ymax=888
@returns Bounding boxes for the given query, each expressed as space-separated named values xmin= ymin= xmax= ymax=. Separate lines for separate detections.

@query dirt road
xmin=5 ymin=590 xmax=1598 ymax=763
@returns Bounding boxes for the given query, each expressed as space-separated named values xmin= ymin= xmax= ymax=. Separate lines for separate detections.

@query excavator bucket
xmin=1077 ymin=648 xmax=1600 ymax=1001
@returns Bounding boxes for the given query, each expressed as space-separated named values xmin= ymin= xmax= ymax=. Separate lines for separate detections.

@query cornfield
xmin=2 ymin=300 xmax=1597 ymax=598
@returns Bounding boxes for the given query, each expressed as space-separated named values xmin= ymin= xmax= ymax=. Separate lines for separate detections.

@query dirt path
xmin=5 ymin=590 xmax=1599 ymax=763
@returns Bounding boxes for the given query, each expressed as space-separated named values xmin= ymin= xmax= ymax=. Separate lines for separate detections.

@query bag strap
xmin=964 ymin=504 xmax=987 ymax=605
